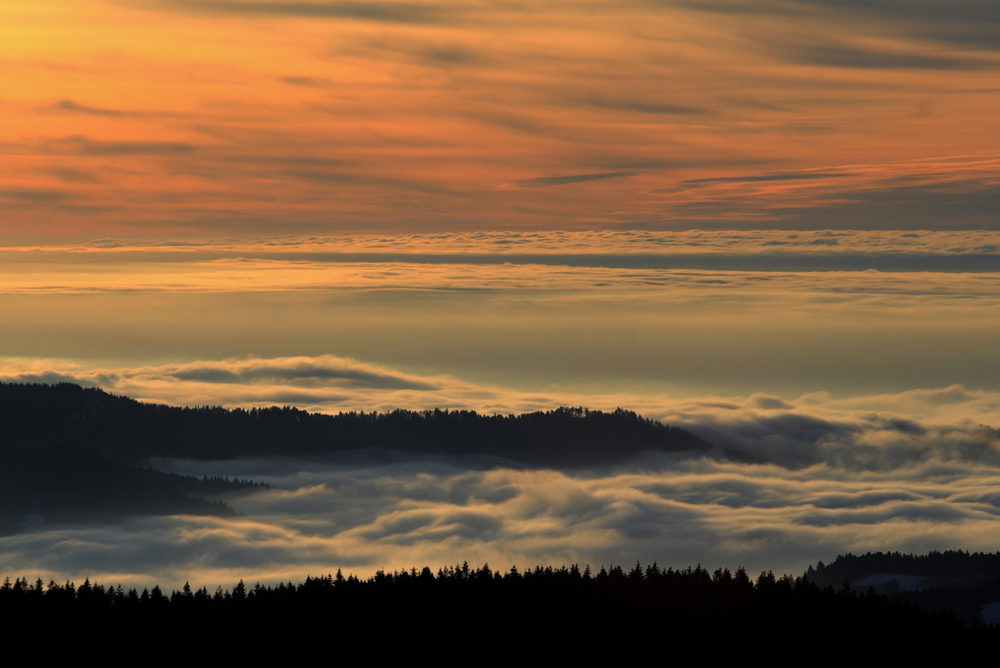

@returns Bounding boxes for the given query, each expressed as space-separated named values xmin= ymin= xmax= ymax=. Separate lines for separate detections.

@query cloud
xmin=659 ymin=158 xmax=1000 ymax=229
xmin=7 ymin=446 xmax=1000 ymax=590
xmin=3 ymin=5 xmax=1000 ymax=234
xmin=13 ymin=229 xmax=998 ymax=257
xmin=779 ymin=42 xmax=988 ymax=71
xmin=5 ymin=136 xmax=199 ymax=157
xmin=0 ymin=355 xmax=442 ymax=402
xmin=4 ymin=230 xmax=1000 ymax=297
xmin=163 ymin=356 xmax=439 ymax=390
xmin=579 ymin=97 xmax=704 ymax=116
xmin=0 ymin=189 xmax=76 ymax=204
xmin=421 ymin=46 xmax=482 ymax=67
xmin=279 ymin=76 xmax=333 ymax=87
xmin=513 ymin=172 xmax=638 ymax=188
xmin=48 ymin=168 xmax=100 ymax=184
xmin=68 ymin=138 xmax=197 ymax=157
xmin=681 ymin=0 xmax=1000 ymax=54
xmin=50 ymin=100 xmax=128 ymax=117
xmin=148 ymin=0 xmax=453 ymax=24
xmin=770 ymin=182 xmax=1000 ymax=229
xmin=681 ymin=171 xmax=856 ymax=186
xmin=3 ymin=2 xmax=999 ymax=234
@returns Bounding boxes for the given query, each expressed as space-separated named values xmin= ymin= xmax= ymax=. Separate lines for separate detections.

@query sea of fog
xmin=3 ymin=399 xmax=1000 ymax=592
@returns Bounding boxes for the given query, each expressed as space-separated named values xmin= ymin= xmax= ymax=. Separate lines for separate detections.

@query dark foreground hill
xmin=0 ymin=382 xmax=711 ymax=465
xmin=2 ymin=561 xmax=993 ymax=657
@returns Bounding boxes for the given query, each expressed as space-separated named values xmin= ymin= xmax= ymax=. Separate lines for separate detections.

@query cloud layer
xmin=4 ymin=230 xmax=1000 ymax=295
xmin=9 ymin=228 xmax=1000 ymax=256
xmin=3 ymin=232 xmax=999 ymax=399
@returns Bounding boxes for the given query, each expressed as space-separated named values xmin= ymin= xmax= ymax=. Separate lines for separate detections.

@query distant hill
xmin=805 ymin=550 xmax=1000 ymax=622
xmin=0 ymin=445 xmax=267 ymax=535
xmin=807 ymin=550 xmax=1000 ymax=590
xmin=0 ymin=382 xmax=712 ymax=465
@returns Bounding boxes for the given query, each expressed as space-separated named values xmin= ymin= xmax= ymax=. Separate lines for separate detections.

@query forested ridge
xmin=809 ymin=549 xmax=1000 ymax=588
xmin=0 ymin=382 xmax=711 ymax=464
xmin=806 ymin=549 xmax=1000 ymax=622
xmin=3 ymin=560 xmax=993 ymax=655
xmin=0 ymin=381 xmax=709 ymax=534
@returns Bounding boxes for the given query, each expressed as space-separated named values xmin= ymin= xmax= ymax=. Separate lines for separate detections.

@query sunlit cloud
xmin=1 ymin=231 xmax=999 ymax=399
xmin=6 ymin=229 xmax=1000 ymax=257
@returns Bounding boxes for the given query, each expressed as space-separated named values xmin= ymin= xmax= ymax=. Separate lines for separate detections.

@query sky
xmin=2 ymin=0 xmax=999 ymax=237
xmin=1 ymin=1 xmax=1000 ymax=588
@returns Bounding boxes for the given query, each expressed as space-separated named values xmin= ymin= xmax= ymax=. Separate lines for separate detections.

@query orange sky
xmin=2 ymin=0 xmax=998 ymax=239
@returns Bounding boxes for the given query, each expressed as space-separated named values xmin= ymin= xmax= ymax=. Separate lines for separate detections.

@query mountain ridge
xmin=0 ymin=382 xmax=712 ymax=466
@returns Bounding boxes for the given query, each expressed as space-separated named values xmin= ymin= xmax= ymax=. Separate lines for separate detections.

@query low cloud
xmin=6 ymin=449 xmax=1000 ymax=590
xmin=0 ymin=355 xmax=442 ymax=403
xmin=163 ymin=356 xmax=438 ymax=390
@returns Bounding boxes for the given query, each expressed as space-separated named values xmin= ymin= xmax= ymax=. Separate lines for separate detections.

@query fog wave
xmin=5 ymin=437 xmax=1000 ymax=590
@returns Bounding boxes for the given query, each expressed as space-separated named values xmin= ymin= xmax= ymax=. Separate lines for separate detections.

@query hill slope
xmin=0 ymin=382 xmax=712 ymax=465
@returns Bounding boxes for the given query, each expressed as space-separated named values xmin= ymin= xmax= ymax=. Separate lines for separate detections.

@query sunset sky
xmin=2 ymin=1 xmax=1000 ymax=587
xmin=3 ymin=0 xmax=999 ymax=238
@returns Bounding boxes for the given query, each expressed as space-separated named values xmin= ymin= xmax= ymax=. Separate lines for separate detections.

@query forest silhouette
xmin=1 ymin=382 xmax=710 ymax=465
xmin=3 ymin=557 xmax=996 ymax=656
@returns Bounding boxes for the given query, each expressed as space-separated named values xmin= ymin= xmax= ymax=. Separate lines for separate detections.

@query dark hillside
xmin=0 ymin=382 xmax=711 ymax=465
xmin=0 ymin=445 xmax=266 ymax=535
xmin=807 ymin=550 xmax=1000 ymax=590
xmin=805 ymin=550 xmax=1000 ymax=622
